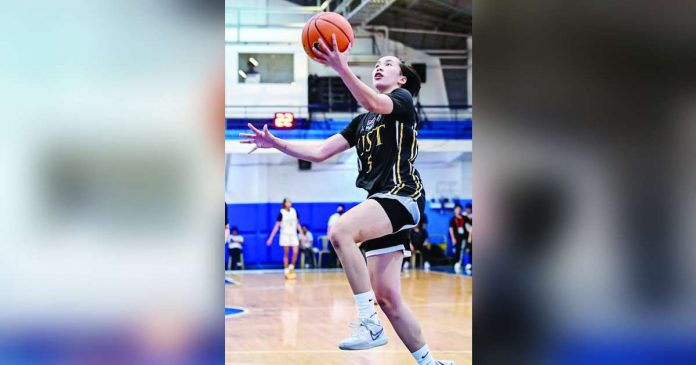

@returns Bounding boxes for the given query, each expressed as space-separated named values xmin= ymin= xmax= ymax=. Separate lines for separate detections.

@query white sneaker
xmin=454 ymin=262 xmax=461 ymax=272
xmin=402 ymin=261 xmax=410 ymax=271
xmin=424 ymin=261 xmax=431 ymax=271
xmin=465 ymin=263 xmax=472 ymax=272
xmin=338 ymin=317 xmax=388 ymax=350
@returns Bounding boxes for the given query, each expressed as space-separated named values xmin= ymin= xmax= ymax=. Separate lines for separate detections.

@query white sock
xmin=412 ymin=344 xmax=434 ymax=365
xmin=354 ymin=291 xmax=378 ymax=320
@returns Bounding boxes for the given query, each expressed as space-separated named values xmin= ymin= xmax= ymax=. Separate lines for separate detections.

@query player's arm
xmin=267 ymin=222 xmax=280 ymax=246
xmin=449 ymin=226 xmax=456 ymax=245
xmin=241 ymin=124 xmax=350 ymax=162
xmin=312 ymin=34 xmax=394 ymax=114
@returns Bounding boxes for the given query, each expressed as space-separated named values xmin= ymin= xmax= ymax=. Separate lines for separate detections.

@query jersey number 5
xmin=365 ymin=155 xmax=373 ymax=173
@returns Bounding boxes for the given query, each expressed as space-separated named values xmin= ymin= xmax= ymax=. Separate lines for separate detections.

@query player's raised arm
xmin=240 ymin=123 xmax=350 ymax=162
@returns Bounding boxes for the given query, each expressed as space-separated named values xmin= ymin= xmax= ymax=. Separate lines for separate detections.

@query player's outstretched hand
xmin=240 ymin=123 xmax=276 ymax=154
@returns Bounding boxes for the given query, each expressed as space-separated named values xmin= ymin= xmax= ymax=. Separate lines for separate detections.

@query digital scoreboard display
xmin=273 ymin=112 xmax=295 ymax=129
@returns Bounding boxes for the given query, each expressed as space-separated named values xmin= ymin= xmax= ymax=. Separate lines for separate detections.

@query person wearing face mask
xmin=463 ymin=204 xmax=473 ymax=273
xmin=240 ymin=34 xmax=454 ymax=365
xmin=449 ymin=204 xmax=467 ymax=273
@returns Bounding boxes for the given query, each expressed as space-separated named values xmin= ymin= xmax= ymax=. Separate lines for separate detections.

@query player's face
xmin=454 ymin=206 xmax=462 ymax=216
xmin=284 ymin=200 xmax=292 ymax=209
xmin=372 ymin=56 xmax=406 ymax=92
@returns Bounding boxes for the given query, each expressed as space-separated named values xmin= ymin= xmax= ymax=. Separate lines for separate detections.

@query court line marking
xmin=425 ymin=270 xmax=473 ymax=278
xmin=228 ymin=349 xmax=472 ymax=354
xmin=225 ymin=307 xmax=249 ymax=319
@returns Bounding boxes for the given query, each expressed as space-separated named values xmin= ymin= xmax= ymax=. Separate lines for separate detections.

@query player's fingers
xmin=248 ymin=146 xmax=258 ymax=154
xmin=317 ymin=37 xmax=331 ymax=55
xmin=240 ymin=140 xmax=255 ymax=144
xmin=248 ymin=123 xmax=262 ymax=135
xmin=239 ymin=133 xmax=256 ymax=138
xmin=312 ymin=44 xmax=327 ymax=59
xmin=311 ymin=49 xmax=329 ymax=63
xmin=331 ymin=33 xmax=338 ymax=52
xmin=312 ymin=55 xmax=328 ymax=64
xmin=312 ymin=42 xmax=327 ymax=56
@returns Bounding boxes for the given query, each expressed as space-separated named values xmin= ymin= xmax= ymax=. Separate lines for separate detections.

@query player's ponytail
xmin=398 ymin=60 xmax=422 ymax=98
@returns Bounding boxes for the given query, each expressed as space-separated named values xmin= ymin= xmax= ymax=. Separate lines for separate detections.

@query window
xmin=238 ymin=53 xmax=294 ymax=84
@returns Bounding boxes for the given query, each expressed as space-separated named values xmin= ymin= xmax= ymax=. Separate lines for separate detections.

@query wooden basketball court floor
xmin=225 ymin=269 xmax=472 ymax=365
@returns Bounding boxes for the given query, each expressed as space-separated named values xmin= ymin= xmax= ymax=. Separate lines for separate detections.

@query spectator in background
xmin=449 ymin=204 xmax=467 ymax=273
xmin=463 ymin=204 xmax=473 ymax=272
xmin=410 ymin=221 xmax=432 ymax=271
xmin=327 ymin=204 xmax=345 ymax=231
xmin=326 ymin=204 xmax=345 ymax=268
xmin=299 ymin=225 xmax=316 ymax=268
xmin=228 ymin=226 xmax=244 ymax=270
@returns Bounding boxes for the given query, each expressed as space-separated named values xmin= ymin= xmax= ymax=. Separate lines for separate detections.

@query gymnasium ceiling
xmin=286 ymin=0 xmax=471 ymax=104
xmin=285 ymin=0 xmax=470 ymax=57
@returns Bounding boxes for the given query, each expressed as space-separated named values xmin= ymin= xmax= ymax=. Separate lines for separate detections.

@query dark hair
xmin=231 ymin=226 xmax=238 ymax=232
xmin=337 ymin=204 xmax=345 ymax=209
xmin=399 ymin=60 xmax=422 ymax=98
xmin=465 ymin=203 xmax=472 ymax=209
xmin=454 ymin=203 xmax=463 ymax=210
xmin=282 ymin=198 xmax=290 ymax=205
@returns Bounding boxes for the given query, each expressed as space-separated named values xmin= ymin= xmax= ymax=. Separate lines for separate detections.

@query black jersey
xmin=339 ymin=88 xmax=424 ymax=198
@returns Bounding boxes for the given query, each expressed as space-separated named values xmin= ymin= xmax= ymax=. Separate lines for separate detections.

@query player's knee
xmin=328 ymin=222 xmax=351 ymax=249
xmin=375 ymin=287 xmax=401 ymax=315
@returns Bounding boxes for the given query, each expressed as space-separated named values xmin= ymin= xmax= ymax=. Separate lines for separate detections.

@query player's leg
xmin=330 ymin=199 xmax=393 ymax=350
xmin=453 ymin=239 xmax=462 ymax=272
xmin=329 ymin=199 xmax=392 ymax=294
xmin=369 ymin=250 xmax=425 ymax=351
xmin=369 ymin=251 xmax=456 ymax=365
xmin=291 ymin=245 xmax=299 ymax=267
xmin=283 ymin=246 xmax=289 ymax=268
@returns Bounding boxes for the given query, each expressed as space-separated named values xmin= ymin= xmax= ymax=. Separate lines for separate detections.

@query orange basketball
xmin=301 ymin=12 xmax=354 ymax=62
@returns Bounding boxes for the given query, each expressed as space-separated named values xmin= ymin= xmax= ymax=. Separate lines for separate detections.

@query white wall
xmin=226 ymin=157 xmax=471 ymax=204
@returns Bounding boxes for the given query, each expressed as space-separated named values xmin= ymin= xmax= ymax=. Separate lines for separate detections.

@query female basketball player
xmin=266 ymin=198 xmax=302 ymax=279
xmin=241 ymin=35 xmax=454 ymax=365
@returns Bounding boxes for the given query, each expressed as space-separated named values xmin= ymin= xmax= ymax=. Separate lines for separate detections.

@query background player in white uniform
xmin=267 ymin=198 xmax=302 ymax=279
xmin=241 ymin=35 xmax=454 ymax=365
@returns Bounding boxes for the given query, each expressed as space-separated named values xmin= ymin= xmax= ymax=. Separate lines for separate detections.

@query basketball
xmin=301 ymin=12 xmax=354 ymax=61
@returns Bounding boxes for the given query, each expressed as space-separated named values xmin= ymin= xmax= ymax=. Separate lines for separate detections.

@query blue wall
xmin=226 ymin=200 xmax=472 ymax=269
